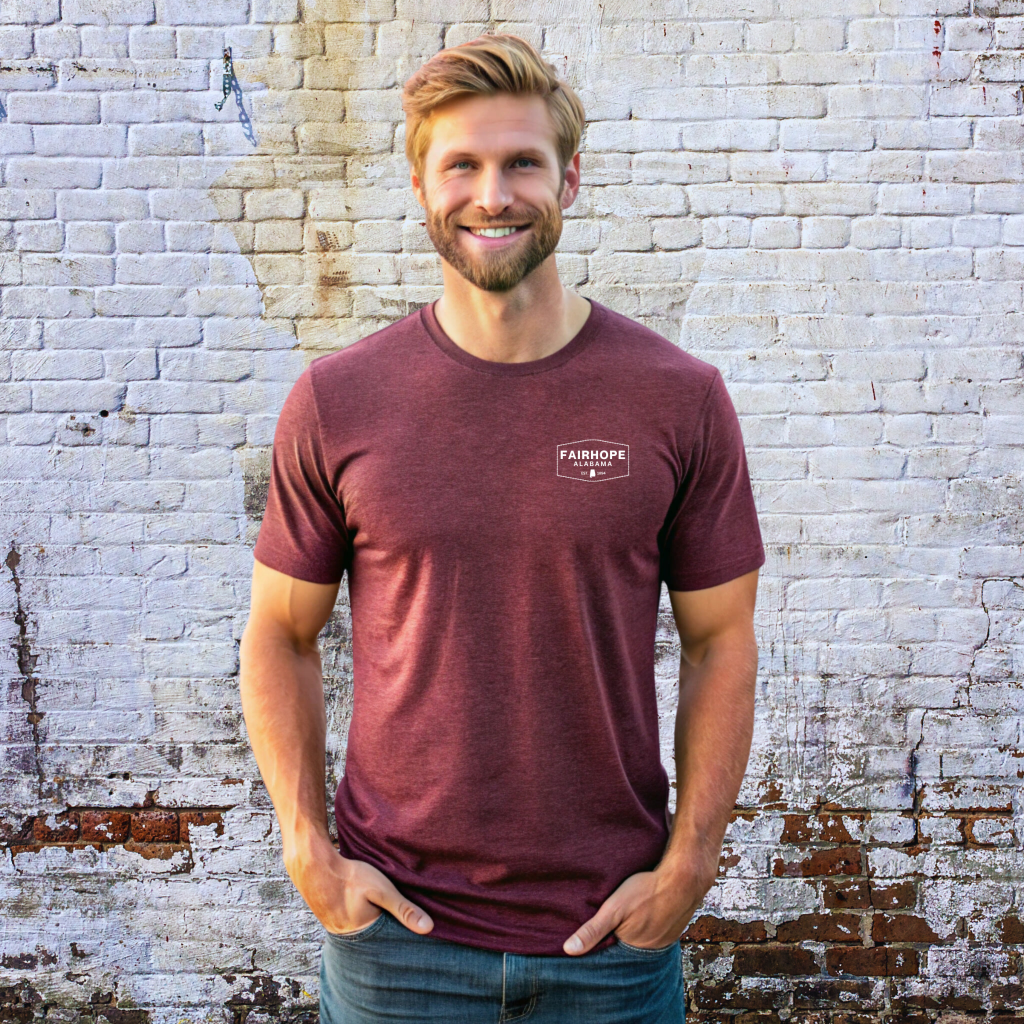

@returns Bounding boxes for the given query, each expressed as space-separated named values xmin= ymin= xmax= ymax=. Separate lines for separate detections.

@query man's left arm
xmin=563 ymin=567 xmax=760 ymax=955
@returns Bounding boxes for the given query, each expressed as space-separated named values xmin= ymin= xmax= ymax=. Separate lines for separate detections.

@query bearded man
xmin=239 ymin=33 xmax=765 ymax=1024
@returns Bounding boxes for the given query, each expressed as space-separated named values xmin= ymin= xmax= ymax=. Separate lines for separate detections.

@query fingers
xmin=367 ymin=880 xmax=434 ymax=934
xmin=563 ymin=907 xmax=620 ymax=955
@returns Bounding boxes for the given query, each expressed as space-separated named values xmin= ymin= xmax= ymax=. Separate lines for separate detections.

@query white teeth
xmin=471 ymin=226 xmax=518 ymax=237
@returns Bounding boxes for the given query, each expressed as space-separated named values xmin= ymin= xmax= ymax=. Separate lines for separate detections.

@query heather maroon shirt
xmin=253 ymin=298 xmax=765 ymax=955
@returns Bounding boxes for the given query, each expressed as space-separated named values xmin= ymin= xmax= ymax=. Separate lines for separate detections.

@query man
xmin=239 ymin=33 xmax=765 ymax=1024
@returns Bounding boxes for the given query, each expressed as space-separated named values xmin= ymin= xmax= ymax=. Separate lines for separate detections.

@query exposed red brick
xmin=780 ymin=813 xmax=863 ymax=844
xmin=733 ymin=943 xmax=818 ymax=976
xmin=32 ymin=812 xmax=79 ymax=843
xmin=793 ymin=978 xmax=879 ymax=1010
xmin=130 ymin=810 xmax=178 ymax=843
xmin=686 ymin=945 xmax=725 ymax=973
xmin=79 ymin=810 xmax=130 ymax=844
xmin=773 ymin=845 xmax=861 ymax=877
xmin=690 ymin=982 xmax=784 ymax=1011
xmin=776 ymin=912 xmax=861 ymax=943
xmin=997 ymin=916 xmax=1024 ymax=944
xmin=179 ymin=810 xmax=224 ymax=841
xmin=123 ymin=840 xmax=188 ymax=862
xmin=990 ymin=981 xmax=1024 ymax=1010
xmin=869 ymin=880 xmax=916 ymax=909
xmin=682 ymin=915 xmax=767 ymax=943
xmin=826 ymin=946 xmax=919 ymax=977
xmin=825 ymin=879 xmax=870 ymax=909
xmin=872 ymin=913 xmax=941 ymax=943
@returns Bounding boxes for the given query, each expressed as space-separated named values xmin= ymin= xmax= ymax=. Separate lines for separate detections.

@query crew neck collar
xmin=420 ymin=297 xmax=603 ymax=376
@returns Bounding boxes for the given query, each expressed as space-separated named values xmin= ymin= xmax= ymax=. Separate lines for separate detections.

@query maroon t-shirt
xmin=253 ymin=297 xmax=765 ymax=955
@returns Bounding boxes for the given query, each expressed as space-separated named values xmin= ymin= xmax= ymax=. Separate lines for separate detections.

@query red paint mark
xmin=934 ymin=19 xmax=941 ymax=33
xmin=982 ymin=86 xmax=987 ymax=103
xmin=933 ymin=48 xmax=941 ymax=58
xmin=871 ymin=381 xmax=876 ymax=401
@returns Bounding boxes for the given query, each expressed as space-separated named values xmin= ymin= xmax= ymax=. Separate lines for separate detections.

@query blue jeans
xmin=320 ymin=908 xmax=686 ymax=1023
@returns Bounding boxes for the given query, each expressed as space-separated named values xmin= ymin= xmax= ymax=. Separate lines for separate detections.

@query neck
xmin=433 ymin=259 xmax=591 ymax=364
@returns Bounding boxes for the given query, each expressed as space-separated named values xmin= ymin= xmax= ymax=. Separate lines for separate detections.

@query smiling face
xmin=411 ymin=92 xmax=578 ymax=293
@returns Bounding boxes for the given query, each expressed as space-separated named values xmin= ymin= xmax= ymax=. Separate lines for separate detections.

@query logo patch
xmin=556 ymin=439 xmax=629 ymax=482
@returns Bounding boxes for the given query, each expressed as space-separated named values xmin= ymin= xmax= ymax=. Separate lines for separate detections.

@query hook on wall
xmin=213 ymin=46 xmax=258 ymax=148
xmin=214 ymin=47 xmax=233 ymax=112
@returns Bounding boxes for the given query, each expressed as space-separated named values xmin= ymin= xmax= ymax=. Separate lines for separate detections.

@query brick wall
xmin=1 ymin=0 xmax=1023 ymax=1020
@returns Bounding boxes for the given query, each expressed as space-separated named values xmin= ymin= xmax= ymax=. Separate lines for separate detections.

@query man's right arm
xmin=238 ymin=558 xmax=434 ymax=936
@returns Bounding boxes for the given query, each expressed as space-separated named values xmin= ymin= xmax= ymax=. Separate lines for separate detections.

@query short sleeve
xmin=253 ymin=365 xmax=351 ymax=585
xmin=659 ymin=369 xmax=765 ymax=592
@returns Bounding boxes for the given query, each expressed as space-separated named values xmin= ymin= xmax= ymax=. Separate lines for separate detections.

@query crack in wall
xmin=6 ymin=543 xmax=45 ymax=798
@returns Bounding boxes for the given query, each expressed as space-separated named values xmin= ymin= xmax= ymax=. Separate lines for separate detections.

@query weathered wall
xmin=1 ymin=0 xmax=1023 ymax=1020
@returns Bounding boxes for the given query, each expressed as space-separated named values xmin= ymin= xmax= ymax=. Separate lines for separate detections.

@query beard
xmin=423 ymin=190 xmax=564 ymax=293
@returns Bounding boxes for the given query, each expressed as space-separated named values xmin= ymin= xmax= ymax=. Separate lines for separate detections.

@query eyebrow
xmin=438 ymin=148 xmax=549 ymax=164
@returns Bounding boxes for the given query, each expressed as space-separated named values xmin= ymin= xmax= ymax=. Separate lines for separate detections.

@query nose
xmin=475 ymin=163 xmax=514 ymax=217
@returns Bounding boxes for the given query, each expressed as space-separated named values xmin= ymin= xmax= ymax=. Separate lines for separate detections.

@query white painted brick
xmin=802 ymin=216 xmax=850 ymax=248
xmin=7 ymin=91 xmax=99 ymax=122
xmin=977 ymin=184 xmax=1024 ymax=214
xmin=32 ymin=380 xmax=125 ymax=410
xmin=726 ymin=85 xmax=826 ymax=118
xmin=781 ymin=118 xmax=873 ymax=151
xmin=0 ymin=25 xmax=33 ymax=56
xmin=931 ymin=84 xmax=1021 ymax=117
xmin=953 ymin=216 xmax=1002 ymax=248
xmin=13 ymin=349 xmax=103 ymax=379
xmin=906 ymin=217 xmax=953 ymax=249
xmin=874 ymin=118 xmax=971 ymax=150
xmin=81 ymin=25 xmax=130 ymax=57
xmin=683 ymin=119 xmax=777 ymax=151
xmin=851 ymin=216 xmax=902 ymax=249
xmin=946 ymin=18 xmax=993 ymax=49
xmin=129 ymin=123 xmax=204 ymax=156
xmin=0 ymin=0 xmax=58 ymax=23
xmin=731 ymin=152 xmax=826 ymax=182
xmin=33 ymin=24 xmax=81 ymax=57
xmin=750 ymin=216 xmax=800 ymax=248
xmin=155 ymin=0 xmax=248 ymax=25
xmin=633 ymin=151 xmax=729 ymax=184
xmin=830 ymin=85 xmax=928 ymax=118
xmin=23 ymin=253 xmax=114 ymax=285
xmin=827 ymin=151 xmax=926 ymax=183
xmin=878 ymin=184 xmax=972 ymax=215
xmin=128 ymin=25 xmax=175 ymax=57
xmin=848 ymin=18 xmax=894 ymax=51
xmin=703 ymin=216 xmax=751 ymax=248
xmin=33 ymin=123 xmax=127 ymax=156
xmin=651 ymin=217 xmax=702 ymax=250
xmin=253 ymin=0 xmax=298 ymax=19
xmin=14 ymin=219 xmax=63 ymax=251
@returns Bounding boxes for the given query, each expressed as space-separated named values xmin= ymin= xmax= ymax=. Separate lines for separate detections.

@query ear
xmin=410 ymin=165 xmax=426 ymax=209
xmin=560 ymin=152 xmax=581 ymax=210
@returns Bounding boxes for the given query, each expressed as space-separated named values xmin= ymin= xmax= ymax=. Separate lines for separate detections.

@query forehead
xmin=424 ymin=93 xmax=557 ymax=162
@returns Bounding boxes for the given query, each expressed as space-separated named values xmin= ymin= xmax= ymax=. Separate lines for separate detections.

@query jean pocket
xmin=614 ymin=936 xmax=679 ymax=956
xmin=324 ymin=910 xmax=387 ymax=943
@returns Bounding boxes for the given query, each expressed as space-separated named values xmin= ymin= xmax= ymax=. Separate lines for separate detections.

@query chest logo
xmin=556 ymin=439 xmax=629 ymax=482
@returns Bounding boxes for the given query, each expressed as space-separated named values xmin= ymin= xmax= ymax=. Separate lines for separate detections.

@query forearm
xmin=657 ymin=634 xmax=758 ymax=881
xmin=239 ymin=625 xmax=331 ymax=865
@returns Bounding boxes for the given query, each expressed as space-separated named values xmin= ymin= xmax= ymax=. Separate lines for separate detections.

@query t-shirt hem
xmin=423 ymin=920 xmax=618 ymax=957
xmin=662 ymin=547 xmax=766 ymax=592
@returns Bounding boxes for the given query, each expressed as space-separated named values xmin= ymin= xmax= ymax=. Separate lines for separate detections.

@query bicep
xmin=246 ymin=557 xmax=341 ymax=652
xmin=668 ymin=567 xmax=760 ymax=668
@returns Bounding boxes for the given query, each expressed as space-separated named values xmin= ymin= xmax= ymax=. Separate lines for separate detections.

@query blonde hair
xmin=401 ymin=33 xmax=586 ymax=181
